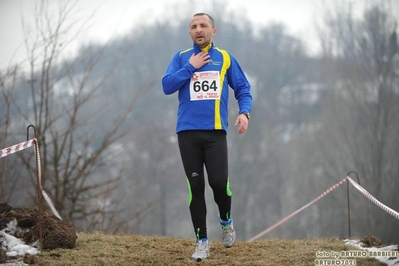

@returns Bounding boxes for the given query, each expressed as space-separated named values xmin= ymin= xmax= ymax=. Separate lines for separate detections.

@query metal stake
xmin=346 ymin=171 xmax=361 ymax=239
xmin=27 ymin=125 xmax=43 ymax=250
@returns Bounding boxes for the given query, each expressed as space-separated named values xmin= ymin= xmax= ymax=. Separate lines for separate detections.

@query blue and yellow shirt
xmin=162 ymin=42 xmax=252 ymax=133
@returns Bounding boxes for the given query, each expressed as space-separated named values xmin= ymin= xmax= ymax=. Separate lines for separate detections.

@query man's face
xmin=189 ymin=15 xmax=217 ymax=48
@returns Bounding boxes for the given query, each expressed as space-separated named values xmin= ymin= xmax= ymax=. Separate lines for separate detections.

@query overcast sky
xmin=1 ymin=0 xmax=398 ymax=70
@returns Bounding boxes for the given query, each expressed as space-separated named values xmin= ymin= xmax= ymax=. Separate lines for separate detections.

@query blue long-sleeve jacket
xmin=162 ymin=43 xmax=252 ymax=133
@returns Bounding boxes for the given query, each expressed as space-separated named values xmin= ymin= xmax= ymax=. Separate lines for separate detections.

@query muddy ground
xmin=0 ymin=202 xmax=77 ymax=263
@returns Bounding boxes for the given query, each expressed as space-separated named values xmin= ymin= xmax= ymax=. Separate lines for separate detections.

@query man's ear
xmin=212 ymin=28 xmax=217 ymax=36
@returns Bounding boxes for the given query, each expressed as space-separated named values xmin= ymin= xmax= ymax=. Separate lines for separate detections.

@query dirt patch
xmin=360 ymin=235 xmax=383 ymax=247
xmin=0 ymin=202 xmax=77 ymax=250
xmin=0 ymin=249 xmax=6 ymax=263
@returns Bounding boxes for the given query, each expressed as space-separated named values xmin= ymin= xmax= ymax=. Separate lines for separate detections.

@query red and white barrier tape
xmin=247 ymin=177 xmax=348 ymax=242
xmin=0 ymin=139 xmax=36 ymax=158
xmin=247 ymin=176 xmax=399 ymax=242
xmin=346 ymin=176 xmax=399 ymax=220
xmin=1 ymin=138 xmax=62 ymax=220
xmin=42 ymin=189 xmax=62 ymax=220
xmin=32 ymin=140 xmax=62 ymax=220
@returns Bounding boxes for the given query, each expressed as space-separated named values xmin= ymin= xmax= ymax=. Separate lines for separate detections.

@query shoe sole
xmin=191 ymin=257 xmax=206 ymax=262
xmin=223 ymin=238 xmax=235 ymax=248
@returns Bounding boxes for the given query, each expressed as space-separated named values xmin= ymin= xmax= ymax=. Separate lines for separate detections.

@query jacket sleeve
xmin=227 ymin=54 xmax=252 ymax=114
xmin=162 ymin=51 xmax=196 ymax=95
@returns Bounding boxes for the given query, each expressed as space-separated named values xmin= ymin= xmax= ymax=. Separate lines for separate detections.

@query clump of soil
xmin=0 ymin=249 xmax=6 ymax=263
xmin=360 ymin=235 xmax=383 ymax=247
xmin=0 ymin=202 xmax=77 ymax=250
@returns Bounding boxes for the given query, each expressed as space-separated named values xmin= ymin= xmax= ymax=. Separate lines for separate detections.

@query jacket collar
xmin=193 ymin=42 xmax=215 ymax=54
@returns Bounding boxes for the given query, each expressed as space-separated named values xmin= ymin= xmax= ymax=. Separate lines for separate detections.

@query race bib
xmin=189 ymin=71 xmax=221 ymax=101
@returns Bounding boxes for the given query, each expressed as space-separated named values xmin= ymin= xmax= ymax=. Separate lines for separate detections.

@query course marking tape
xmin=1 ymin=138 xmax=62 ymax=220
xmin=346 ymin=176 xmax=399 ymax=220
xmin=247 ymin=177 xmax=348 ymax=242
xmin=247 ymin=176 xmax=399 ymax=242
xmin=0 ymin=139 xmax=36 ymax=159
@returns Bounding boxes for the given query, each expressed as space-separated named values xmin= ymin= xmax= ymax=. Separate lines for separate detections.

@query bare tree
xmin=315 ymin=2 xmax=399 ymax=242
xmin=2 ymin=0 xmax=155 ymax=231
xmin=0 ymin=66 xmax=24 ymax=203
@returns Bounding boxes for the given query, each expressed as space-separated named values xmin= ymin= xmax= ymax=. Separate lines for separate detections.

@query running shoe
xmin=191 ymin=238 xmax=210 ymax=262
xmin=220 ymin=217 xmax=236 ymax=248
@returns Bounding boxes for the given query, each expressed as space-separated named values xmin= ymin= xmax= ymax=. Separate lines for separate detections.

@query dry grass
xmin=21 ymin=232 xmax=385 ymax=265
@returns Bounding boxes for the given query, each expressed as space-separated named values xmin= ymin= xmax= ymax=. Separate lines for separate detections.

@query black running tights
xmin=177 ymin=130 xmax=232 ymax=240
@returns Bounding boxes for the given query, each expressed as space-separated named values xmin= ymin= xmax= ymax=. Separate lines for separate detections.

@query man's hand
xmin=234 ymin=114 xmax=249 ymax=134
xmin=189 ymin=52 xmax=210 ymax=69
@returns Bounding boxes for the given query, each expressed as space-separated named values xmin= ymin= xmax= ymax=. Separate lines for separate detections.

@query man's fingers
xmin=190 ymin=52 xmax=210 ymax=69
xmin=234 ymin=117 xmax=240 ymax=126
xmin=235 ymin=116 xmax=248 ymax=134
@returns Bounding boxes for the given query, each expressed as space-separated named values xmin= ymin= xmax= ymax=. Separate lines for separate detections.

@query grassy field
xmin=17 ymin=232 xmax=385 ymax=265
